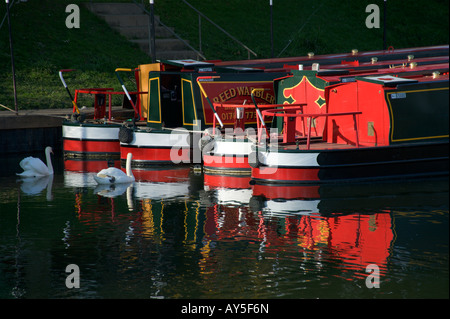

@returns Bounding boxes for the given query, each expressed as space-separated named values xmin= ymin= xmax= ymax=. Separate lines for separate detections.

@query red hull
xmin=120 ymin=145 xmax=190 ymax=164
xmin=204 ymin=173 xmax=251 ymax=189
xmin=252 ymin=166 xmax=321 ymax=183
xmin=203 ymin=154 xmax=251 ymax=173
xmin=63 ymin=139 xmax=120 ymax=156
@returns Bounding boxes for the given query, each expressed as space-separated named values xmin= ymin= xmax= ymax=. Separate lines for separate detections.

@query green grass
xmin=0 ymin=0 xmax=448 ymax=110
xmin=0 ymin=0 xmax=150 ymax=110
xmin=154 ymin=0 xmax=448 ymax=60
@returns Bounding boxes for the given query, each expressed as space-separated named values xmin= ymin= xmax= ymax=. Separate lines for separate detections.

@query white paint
xmin=63 ymin=125 xmax=119 ymax=140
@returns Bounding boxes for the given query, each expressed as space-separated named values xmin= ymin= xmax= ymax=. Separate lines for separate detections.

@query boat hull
xmin=203 ymin=138 xmax=253 ymax=175
xmin=204 ymin=173 xmax=252 ymax=189
xmin=251 ymin=141 xmax=449 ymax=184
xmin=120 ymin=128 xmax=191 ymax=166
xmin=62 ymin=122 xmax=121 ymax=159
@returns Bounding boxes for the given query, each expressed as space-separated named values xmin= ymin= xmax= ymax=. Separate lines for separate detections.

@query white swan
xmin=17 ymin=146 xmax=54 ymax=177
xmin=94 ymin=153 xmax=135 ymax=184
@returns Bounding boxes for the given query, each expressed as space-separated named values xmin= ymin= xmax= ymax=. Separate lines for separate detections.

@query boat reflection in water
xmin=204 ymin=174 xmax=448 ymax=281
xmin=60 ymin=158 xmax=447 ymax=295
xmin=64 ymin=158 xmax=198 ymax=210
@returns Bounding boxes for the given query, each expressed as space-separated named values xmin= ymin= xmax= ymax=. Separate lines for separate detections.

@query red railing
xmin=60 ymin=68 xmax=147 ymax=121
xmin=74 ymin=88 xmax=146 ymax=121
xmin=211 ymin=102 xmax=307 ymax=135
xmin=260 ymin=107 xmax=362 ymax=149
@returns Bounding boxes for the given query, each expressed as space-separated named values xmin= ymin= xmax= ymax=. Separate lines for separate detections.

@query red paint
xmin=203 ymin=154 xmax=250 ymax=170
xmin=120 ymin=146 xmax=190 ymax=163
xmin=325 ymin=80 xmax=391 ymax=147
xmin=204 ymin=174 xmax=251 ymax=189
xmin=200 ymin=81 xmax=276 ymax=125
xmin=63 ymin=139 xmax=120 ymax=154
xmin=252 ymin=166 xmax=320 ymax=183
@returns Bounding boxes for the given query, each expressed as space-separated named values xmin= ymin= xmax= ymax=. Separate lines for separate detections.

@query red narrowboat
xmin=203 ymin=49 xmax=449 ymax=177
xmin=251 ymin=71 xmax=449 ymax=184
xmin=62 ymin=65 xmax=150 ymax=159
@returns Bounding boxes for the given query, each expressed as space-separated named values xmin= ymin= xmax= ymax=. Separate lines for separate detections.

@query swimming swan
xmin=17 ymin=146 xmax=54 ymax=177
xmin=94 ymin=153 xmax=135 ymax=184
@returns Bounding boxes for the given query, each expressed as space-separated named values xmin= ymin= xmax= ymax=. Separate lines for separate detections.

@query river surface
xmin=0 ymin=152 xmax=448 ymax=299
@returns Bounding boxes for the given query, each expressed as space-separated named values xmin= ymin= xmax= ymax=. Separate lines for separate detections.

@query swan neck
xmin=45 ymin=148 xmax=54 ymax=174
xmin=126 ymin=155 xmax=133 ymax=178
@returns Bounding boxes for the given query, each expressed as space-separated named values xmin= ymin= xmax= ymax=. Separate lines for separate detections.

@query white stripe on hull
xmin=212 ymin=140 xmax=252 ymax=156
xmin=123 ymin=130 xmax=190 ymax=148
xmin=259 ymin=151 xmax=320 ymax=167
xmin=63 ymin=125 xmax=119 ymax=140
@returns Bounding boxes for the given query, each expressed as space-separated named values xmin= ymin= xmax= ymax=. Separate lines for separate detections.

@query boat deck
xmin=220 ymin=133 xmax=363 ymax=151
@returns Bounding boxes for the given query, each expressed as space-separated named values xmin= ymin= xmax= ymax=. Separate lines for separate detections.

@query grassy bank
xmin=0 ymin=0 xmax=150 ymax=110
xmin=156 ymin=0 xmax=448 ymax=60
xmin=0 ymin=0 xmax=448 ymax=110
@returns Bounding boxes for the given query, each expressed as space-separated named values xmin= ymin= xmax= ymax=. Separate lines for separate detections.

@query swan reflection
xmin=19 ymin=174 xmax=54 ymax=201
xmin=94 ymin=182 xmax=133 ymax=198
xmin=95 ymin=182 xmax=135 ymax=211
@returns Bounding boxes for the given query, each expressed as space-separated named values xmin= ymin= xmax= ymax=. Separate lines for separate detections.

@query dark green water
xmin=0 ymin=153 xmax=448 ymax=299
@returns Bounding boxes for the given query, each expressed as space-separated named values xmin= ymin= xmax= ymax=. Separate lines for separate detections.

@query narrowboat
xmin=119 ymin=59 xmax=289 ymax=166
xmin=250 ymin=70 xmax=449 ymax=184
xmin=61 ymin=65 xmax=151 ymax=159
xmin=203 ymin=51 xmax=448 ymax=176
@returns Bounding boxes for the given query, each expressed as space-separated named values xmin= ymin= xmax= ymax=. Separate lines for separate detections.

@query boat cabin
xmin=325 ymin=72 xmax=449 ymax=148
xmin=145 ymin=59 xmax=289 ymax=131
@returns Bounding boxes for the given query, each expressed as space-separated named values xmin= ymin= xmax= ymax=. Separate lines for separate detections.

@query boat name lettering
xmin=212 ymin=86 xmax=275 ymax=104
xmin=391 ymin=92 xmax=406 ymax=99
xmin=219 ymin=111 xmax=257 ymax=120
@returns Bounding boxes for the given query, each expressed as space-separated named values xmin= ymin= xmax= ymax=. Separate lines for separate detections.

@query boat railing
xmin=260 ymin=107 xmax=362 ymax=150
xmin=211 ymin=102 xmax=276 ymax=135
xmin=73 ymin=88 xmax=147 ymax=122
xmin=211 ymin=102 xmax=310 ymax=141
xmin=60 ymin=68 xmax=147 ymax=122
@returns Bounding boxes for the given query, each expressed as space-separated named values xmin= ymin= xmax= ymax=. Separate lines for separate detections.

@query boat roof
xmin=356 ymin=72 xmax=449 ymax=87
xmin=317 ymin=62 xmax=449 ymax=83
xmin=210 ymin=45 xmax=449 ymax=70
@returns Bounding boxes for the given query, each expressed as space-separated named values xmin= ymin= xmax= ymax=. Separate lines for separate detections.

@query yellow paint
xmin=147 ymin=77 xmax=162 ymax=124
xmin=182 ymin=78 xmax=198 ymax=126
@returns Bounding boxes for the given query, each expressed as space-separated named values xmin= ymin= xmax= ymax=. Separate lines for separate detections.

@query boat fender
xmin=248 ymin=151 xmax=260 ymax=168
xmin=119 ymin=126 xmax=134 ymax=144
xmin=70 ymin=112 xmax=85 ymax=123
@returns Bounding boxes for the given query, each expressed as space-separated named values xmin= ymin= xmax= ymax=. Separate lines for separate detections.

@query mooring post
xmin=383 ymin=0 xmax=387 ymax=50
xmin=5 ymin=0 xmax=18 ymax=115
xmin=149 ymin=0 xmax=156 ymax=63
xmin=270 ymin=0 xmax=274 ymax=58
